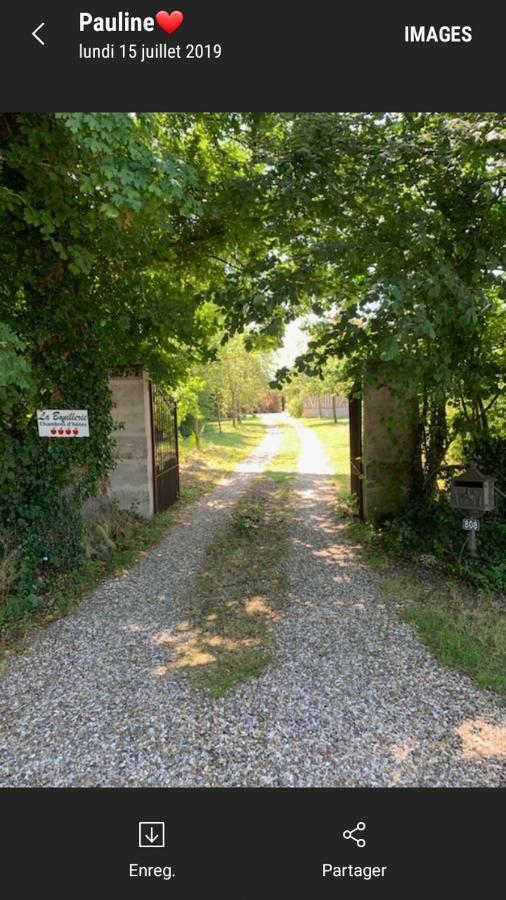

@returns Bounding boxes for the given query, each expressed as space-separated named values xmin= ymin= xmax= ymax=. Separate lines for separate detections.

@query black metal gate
xmin=349 ymin=383 xmax=364 ymax=520
xmin=149 ymin=383 xmax=180 ymax=512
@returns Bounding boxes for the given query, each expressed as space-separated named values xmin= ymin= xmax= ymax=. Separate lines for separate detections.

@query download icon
xmin=138 ymin=821 xmax=165 ymax=848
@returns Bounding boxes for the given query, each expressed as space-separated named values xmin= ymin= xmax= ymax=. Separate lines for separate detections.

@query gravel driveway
xmin=0 ymin=415 xmax=504 ymax=786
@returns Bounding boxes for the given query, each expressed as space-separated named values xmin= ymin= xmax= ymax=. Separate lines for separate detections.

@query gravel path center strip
xmin=0 ymin=415 xmax=504 ymax=786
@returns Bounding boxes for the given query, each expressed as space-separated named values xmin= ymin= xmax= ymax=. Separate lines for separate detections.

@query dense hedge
xmin=0 ymin=113 xmax=208 ymax=607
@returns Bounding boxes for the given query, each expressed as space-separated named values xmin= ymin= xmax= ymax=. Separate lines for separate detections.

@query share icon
xmin=343 ymin=821 xmax=366 ymax=848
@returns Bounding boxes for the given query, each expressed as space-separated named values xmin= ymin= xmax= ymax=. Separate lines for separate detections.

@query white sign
xmin=37 ymin=409 xmax=89 ymax=437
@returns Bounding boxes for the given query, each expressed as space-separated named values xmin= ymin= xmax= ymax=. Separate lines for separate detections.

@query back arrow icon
xmin=32 ymin=23 xmax=45 ymax=45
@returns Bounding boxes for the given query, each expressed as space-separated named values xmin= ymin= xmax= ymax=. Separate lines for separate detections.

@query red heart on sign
xmin=155 ymin=9 xmax=184 ymax=35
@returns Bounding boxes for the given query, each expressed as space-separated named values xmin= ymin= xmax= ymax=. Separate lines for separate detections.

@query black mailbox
xmin=450 ymin=464 xmax=495 ymax=516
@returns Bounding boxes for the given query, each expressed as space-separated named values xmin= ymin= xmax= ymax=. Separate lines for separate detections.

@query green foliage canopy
xmin=199 ymin=113 xmax=506 ymax=489
xmin=0 ymin=112 xmax=236 ymax=580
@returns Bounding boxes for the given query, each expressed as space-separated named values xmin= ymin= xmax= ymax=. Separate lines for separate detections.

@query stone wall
xmin=107 ymin=371 xmax=154 ymax=518
xmin=362 ymin=383 xmax=418 ymax=521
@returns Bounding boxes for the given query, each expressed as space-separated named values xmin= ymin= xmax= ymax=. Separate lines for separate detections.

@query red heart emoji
xmin=156 ymin=10 xmax=184 ymax=35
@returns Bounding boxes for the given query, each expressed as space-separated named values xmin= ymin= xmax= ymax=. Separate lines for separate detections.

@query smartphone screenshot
xmin=0 ymin=2 xmax=504 ymax=895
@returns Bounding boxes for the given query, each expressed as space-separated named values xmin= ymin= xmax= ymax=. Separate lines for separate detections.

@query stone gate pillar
xmin=362 ymin=383 xmax=418 ymax=522
xmin=108 ymin=369 xmax=154 ymax=518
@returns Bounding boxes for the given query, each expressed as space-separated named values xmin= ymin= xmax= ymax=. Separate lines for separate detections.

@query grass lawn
xmin=301 ymin=417 xmax=350 ymax=493
xmin=394 ymin=570 xmax=505 ymax=698
xmin=402 ymin=602 xmax=506 ymax=696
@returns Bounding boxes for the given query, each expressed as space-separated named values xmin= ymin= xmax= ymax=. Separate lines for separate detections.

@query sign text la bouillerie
xmin=37 ymin=410 xmax=89 ymax=437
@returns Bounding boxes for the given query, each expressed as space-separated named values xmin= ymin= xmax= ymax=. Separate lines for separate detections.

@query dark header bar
xmin=1 ymin=1 xmax=504 ymax=110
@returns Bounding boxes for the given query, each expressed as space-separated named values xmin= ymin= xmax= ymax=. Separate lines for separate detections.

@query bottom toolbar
xmin=1 ymin=787 xmax=500 ymax=897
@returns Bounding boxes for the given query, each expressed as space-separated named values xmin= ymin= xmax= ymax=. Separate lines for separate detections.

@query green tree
xmin=203 ymin=113 xmax=506 ymax=498
xmin=0 ymin=113 xmax=228 ymax=583
xmin=213 ymin=335 xmax=271 ymax=425
xmin=178 ymin=334 xmax=272 ymax=440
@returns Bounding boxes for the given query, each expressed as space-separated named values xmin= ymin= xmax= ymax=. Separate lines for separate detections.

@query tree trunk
xmin=230 ymin=388 xmax=238 ymax=427
xmin=476 ymin=396 xmax=489 ymax=434
xmin=216 ymin=395 xmax=222 ymax=433
xmin=332 ymin=394 xmax=337 ymax=424
xmin=194 ymin=416 xmax=201 ymax=450
xmin=423 ymin=399 xmax=447 ymax=501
